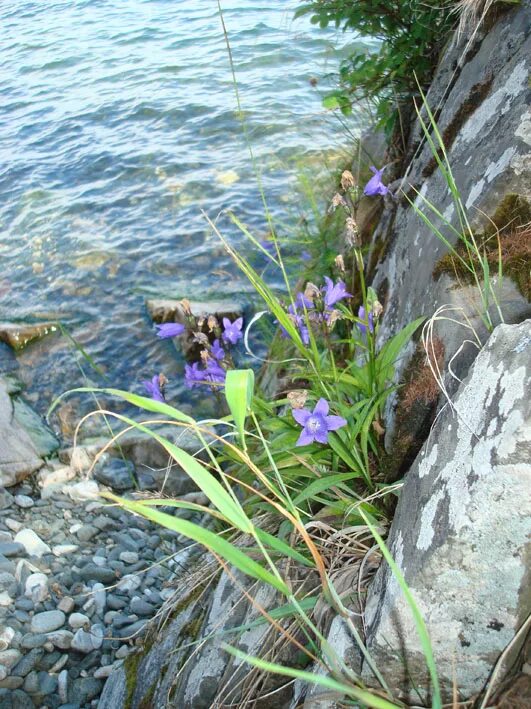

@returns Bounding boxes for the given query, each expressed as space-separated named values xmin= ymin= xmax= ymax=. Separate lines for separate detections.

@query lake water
xmin=0 ymin=0 xmax=367 ymax=421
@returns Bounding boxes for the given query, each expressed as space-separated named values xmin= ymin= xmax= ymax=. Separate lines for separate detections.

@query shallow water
xmin=0 ymin=0 xmax=369 ymax=421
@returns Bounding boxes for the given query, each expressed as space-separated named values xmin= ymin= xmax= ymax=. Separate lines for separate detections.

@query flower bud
xmin=334 ymin=254 xmax=345 ymax=273
xmin=372 ymin=300 xmax=384 ymax=318
xmin=303 ymin=282 xmax=320 ymax=301
xmin=180 ymin=299 xmax=192 ymax=316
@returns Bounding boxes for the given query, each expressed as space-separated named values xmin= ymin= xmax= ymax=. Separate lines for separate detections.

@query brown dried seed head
xmin=287 ymin=390 xmax=308 ymax=409
xmin=200 ymin=349 xmax=209 ymax=364
xmin=303 ymin=282 xmax=320 ymax=301
xmin=345 ymin=216 xmax=360 ymax=247
xmin=158 ymin=373 xmax=169 ymax=388
xmin=330 ymin=193 xmax=347 ymax=211
xmin=193 ymin=332 xmax=210 ymax=346
xmin=207 ymin=315 xmax=219 ymax=331
xmin=341 ymin=170 xmax=355 ymax=191
xmin=327 ymin=309 xmax=342 ymax=329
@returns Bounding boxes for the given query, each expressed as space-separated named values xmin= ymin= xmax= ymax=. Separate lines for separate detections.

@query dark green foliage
xmin=296 ymin=1 xmax=455 ymax=132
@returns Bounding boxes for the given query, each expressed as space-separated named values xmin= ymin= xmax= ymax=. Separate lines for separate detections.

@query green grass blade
xmin=225 ymin=369 xmax=254 ymax=449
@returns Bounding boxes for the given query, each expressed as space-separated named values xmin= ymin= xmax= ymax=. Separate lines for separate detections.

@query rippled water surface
xmin=0 ymin=0 xmax=364 ymax=418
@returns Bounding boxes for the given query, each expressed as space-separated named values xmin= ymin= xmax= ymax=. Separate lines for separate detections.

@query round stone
xmin=93 ymin=458 xmax=136 ymax=491
xmin=14 ymin=495 xmax=34 ymax=509
xmin=30 ymin=610 xmax=65 ymax=634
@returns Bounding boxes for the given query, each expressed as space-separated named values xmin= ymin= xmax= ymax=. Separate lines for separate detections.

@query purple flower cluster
xmin=143 ymin=375 xmax=164 ymax=402
xmin=280 ymin=278 xmax=352 ymax=345
xmin=292 ymin=398 xmax=347 ymax=446
xmin=185 ymin=338 xmax=227 ymax=389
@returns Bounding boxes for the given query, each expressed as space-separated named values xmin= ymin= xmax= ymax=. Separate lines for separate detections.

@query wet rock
xmin=362 ymin=321 xmax=531 ymax=702
xmin=30 ymin=610 xmax=65 ymax=634
xmin=93 ymin=458 xmax=135 ymax=491
xmin=13 ymin=530 xmax=50 ymax=558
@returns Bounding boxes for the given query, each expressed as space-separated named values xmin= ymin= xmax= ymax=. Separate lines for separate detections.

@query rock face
xmin=0 ymin=379 xmax=44 ymax=487
xmin=369 ymin=0 xmax=531 ymax=442
xmin=362 ymin=320 xmax=531 ymax=702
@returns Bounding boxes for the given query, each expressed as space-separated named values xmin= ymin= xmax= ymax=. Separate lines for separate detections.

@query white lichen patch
xmin=457 ymin=60 xmax=528 ymax=147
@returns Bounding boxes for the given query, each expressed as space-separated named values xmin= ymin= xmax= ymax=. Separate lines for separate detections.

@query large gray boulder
xmin=0 ymin=378 xmax=45 ymax=486
xmin=361 ymin=320 xmax=531 ymax=702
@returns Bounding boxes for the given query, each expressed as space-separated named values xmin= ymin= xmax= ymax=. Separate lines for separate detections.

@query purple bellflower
xmin=143 ymin=375 xmax=164 ymax=402
xmin=279 ymin=292 xmax=312 ymax=345
xmin=184 ymin=362 xmax=205 ymax=389
xmin=357 ymin=306 xmax=374 ymax=335
xmin=204 ymin=359 xmax=226 ymax=385
xmin=363 ymin=166 xmax=388 ymax=197
xmin=156 ymin=322 xmax=185 ymax=339
xmin=222 ymin=317 xmax=243 ymax=345
xmin=322 ymin=277 xmax=352 ymax=309
xmin=211 ymin=339 xmax=225 ymax=360
xmin=293 ymin=398 xmax=347 ymax=446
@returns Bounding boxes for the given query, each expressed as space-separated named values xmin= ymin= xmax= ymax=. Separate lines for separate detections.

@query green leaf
xmin=293 ymin=473 xmax=362 ymax=505
xmin=376 ymin=317 xmax=425 ymax=383
xmin=108 ymin=495 xmax=289 ymax=596
xmin=225 ymin=369 xmax=254 ymax=447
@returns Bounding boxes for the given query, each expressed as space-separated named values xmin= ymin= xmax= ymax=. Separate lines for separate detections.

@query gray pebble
xmin=129 ymin=598 xmax=155 ymax=617
xmin=14 ymin=495 xmax=34 ymax=509
xmin=20 ymin=633 xmax=48 ymax=649
xmin=78 ymin=564 xmax=115 ymax=585
xmin=15 ymin=598 xmax=33 ymax=612
xmin=0 ymin=675 xmax=24 ymax=689
xmin=38 ymin=670 xmax=57 ymax=696
xmin=76 ymin=525 xmax=98 ymax=543
xmin=30 ymin=610 xmax=66 ymax=634
xmin=11 ymin=648 xmax=44 ymax=677
xmin=68 ymin=676 xmax=102 ymax=705
xmin=0 ymin=542 xmax=25 ymax=558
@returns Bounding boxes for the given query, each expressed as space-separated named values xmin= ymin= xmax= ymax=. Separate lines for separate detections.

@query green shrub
xmin=296 ymin=1 xmax=455 ymax=132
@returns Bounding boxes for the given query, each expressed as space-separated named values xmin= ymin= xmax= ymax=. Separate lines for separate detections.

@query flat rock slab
xmin=362 ymin=320 xmax=531 ymax=702
xmin=145 ymin=298 xmax=244 ymax=324
xmin=0 ymin=379 xmax=44 ymax=487
xmin=0 ymin=322 xmax=58 ymax=351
